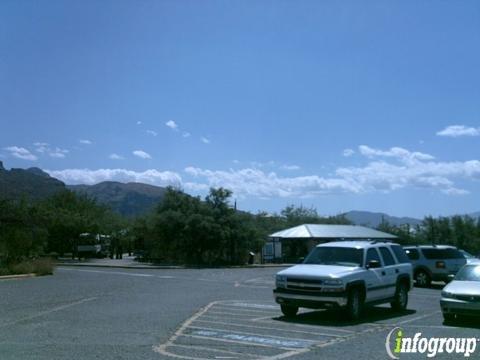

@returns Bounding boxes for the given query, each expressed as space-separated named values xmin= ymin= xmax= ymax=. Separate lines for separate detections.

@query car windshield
xmin=460 ymin=250 xmax=475 ymax=259
xmin=303 ymin=247 xmax=364 ymax=267
xmin=454 ymin=265 xmax=480 ymax=282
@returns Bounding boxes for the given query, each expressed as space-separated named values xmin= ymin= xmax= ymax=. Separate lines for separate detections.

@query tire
xmin=346 ymin=288 xmax=363 ymax=321
xmin=443 ymin=312 xmax=455 ymax=323
xmin=280 ymin=304 xmax=298 ymax=318
xmin=391 ymin=282 xmax=409 ymax=311
xmin=415 ymin=270 xmax=431 ymax=287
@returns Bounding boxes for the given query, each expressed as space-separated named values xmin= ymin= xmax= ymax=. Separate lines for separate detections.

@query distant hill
xmin=2 ymin=162 xmax=479 ymax=220
xmin=0 ymin=161 xmax=66 ymax=201
xmin=343 ymin=210 xmax=422 ymax=228
xmin=68 ymin=181 xmax=166 ymax=217
xmin=468 ymin=211 xmax=480 ymax=219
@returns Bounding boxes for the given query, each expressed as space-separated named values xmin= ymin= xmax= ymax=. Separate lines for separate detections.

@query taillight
xmin=436 ymin=261 xmax=446 ymax=269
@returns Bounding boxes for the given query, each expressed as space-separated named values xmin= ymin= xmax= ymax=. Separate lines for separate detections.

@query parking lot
xmin=0 ymin=266 xmax=479 ymax=359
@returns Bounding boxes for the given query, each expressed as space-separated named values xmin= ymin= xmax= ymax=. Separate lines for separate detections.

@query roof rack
xmin=369 ymin=239 xmax=394 ymax=244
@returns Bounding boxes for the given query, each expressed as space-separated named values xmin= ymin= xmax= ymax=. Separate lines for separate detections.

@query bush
xmin=31 ymin=258 xmax=55 ymax=275
xmin=0 ymin=258 xmax=55 ymax=276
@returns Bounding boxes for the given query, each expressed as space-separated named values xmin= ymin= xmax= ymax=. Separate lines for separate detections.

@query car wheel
xmin=415 ymin=270 xmax=431 ymax=287
xmin=346 ymin=288 xmax=363 ymax=321
xmin=391 ymin=282 xmax=408 ymax=311
xmin=443 ymin=312 xmax=455 ymax=323
xmin=280 ymin=304 xmax=298 ymax=318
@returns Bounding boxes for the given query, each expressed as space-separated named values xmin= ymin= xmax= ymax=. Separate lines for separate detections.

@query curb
xmin=57 ymin=263 xmax=291 ymax=270
xmin=57 ymin=263 xmax=182 ymax=270
xmin=0 ymin=273 xmax=37 ymax=281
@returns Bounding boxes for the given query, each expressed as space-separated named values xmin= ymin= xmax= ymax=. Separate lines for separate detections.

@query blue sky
xmin=1 ymin=1 xmax=479 ymax=218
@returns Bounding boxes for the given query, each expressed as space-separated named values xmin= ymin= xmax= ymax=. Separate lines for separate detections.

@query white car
xmin=459 ymin=249 xmax=478 ymax=264
xmin=441 ymin=261 xmax=480 ymax=322
xmin=273 ymin=241 xmax=413 ymax=320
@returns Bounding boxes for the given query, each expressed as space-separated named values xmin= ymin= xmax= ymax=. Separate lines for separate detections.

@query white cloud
xmin=49 ymin=147 xmax=69 ymax=158
xmin=33 ymin=143 xmax=68 ymax=158
xmin=146 ymin=130 xmax=158 ymax=137
xmin=281 ymin=164 xmax=301 ymax=171
xmin=79 ymin=139 xmax=92 ymax=145
xmin=47 ymin=168 xmax=182 ymax=186
xmin=183 ymin=182 xmax=210 ymax=192
xmin=184 ymin=167 xmax=359 ymax=198
xmin=109 ymin=153 xmax=124 ymax=160
xmin=182 ymin=145 xmax=480 ymax=198
xmin=201 ymin=137 xmax=211 ymax=144
xmin=165 ymin=120 xmax=193 ymax=139
xmin=335 ymin=155 xmax=479 ymax=195
xmin=40 ymin=144 xmax=480 ymax=200
xmin=137 ymin=121 xmax=142 ymax=125
xmin=4 ymin=146 xmax=37 ymax=161
xmin=437 ymin=125 xmax=480 ymax=138
xmin=166 ymin=120 xmax=178 ymax=130
xmin=34 ymin=142 xmax=49 ymax=153
xmin=343 ymin=148 xmax=355 ymax=157
xmin=442 ymin=188 xmax=469 ymax=195
xmin=133 ymin=150 xmax=152 ymax=159
xmin=358 ymin=145 xmax=435 ymax=163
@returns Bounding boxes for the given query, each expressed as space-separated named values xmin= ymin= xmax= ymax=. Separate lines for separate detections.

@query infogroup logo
xmin=385 ymin=327 xmax=479 ymax=359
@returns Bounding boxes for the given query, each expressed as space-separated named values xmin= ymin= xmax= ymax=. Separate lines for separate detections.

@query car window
xmin=422 ymin=248 xmax=464 ymax=260
xmin=379 ymin=247 xmax=396 ymax=266
xmin=421 ymin=249 xmax=442 ymax=259
xmin=444 ymin=249 xmax=464 ymax=259
xmin=455 ymin=265 xmax=480 ymax=281
xmin=405 ymin=248 xmax=420 ymax=260
xmin=460 ymin=250 xmax=475 ymax=259
xmin=303 ymin=247 xmax=364 ymax=267
xmin=366 ymin=248 xmax=382 ymax=266
xmin=391 ymin=245 xmax=411 ymax=263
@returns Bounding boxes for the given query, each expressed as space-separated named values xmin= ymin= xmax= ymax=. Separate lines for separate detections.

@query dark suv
xmin=404 ymin=245 xmax=466 ymax=287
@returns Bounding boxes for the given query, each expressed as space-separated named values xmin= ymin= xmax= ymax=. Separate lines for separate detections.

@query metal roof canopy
xmin=269 ymin=224 xmax=397 ymax=240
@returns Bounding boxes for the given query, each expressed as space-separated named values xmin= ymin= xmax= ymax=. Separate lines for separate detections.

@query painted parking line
xmin=251 ymin=316 xmax=356 ymax=334
xmin=366 ymin=310 xmax=441 ymax=327
xmin=188 ymin=326 xmax=318 ymax=345
xmin=0 ymin=296 xmax=98 ymax=329
xmin=183 ymin=330 xmax=312 ymax=350
xmin=213 ymin=306 xmax=279 ymax=314
xmin=193 ymin=319 xmax=349 ymax=338
xmin=154 ymin=300 xmax=351 ymax=360
xmin=58 ymin=268 xmax=154 ymax=277
xmin=167 ymin=344 xmax=260 ymax=359
xmin=207 ymin=310 xmax=277 ymax=318
xmin=228 ymin=302 xmax=278 ymax=310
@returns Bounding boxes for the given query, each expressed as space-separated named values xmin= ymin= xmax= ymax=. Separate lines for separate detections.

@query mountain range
xmin=1 ymin=161 xmax=479 ymax=221
xmin=0 ymin=161 xmax=65 ymax=201
xmin=68 ymin=182 xmax=165 ymax=217
xmin=342 ymin=210 xmax=422 ymax=227
xmin=0 ymin=161 xmax=165 ymax=216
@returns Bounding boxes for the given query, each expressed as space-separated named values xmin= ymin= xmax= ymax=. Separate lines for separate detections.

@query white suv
xmin=273 ymin=241 xmax=413 ymax=320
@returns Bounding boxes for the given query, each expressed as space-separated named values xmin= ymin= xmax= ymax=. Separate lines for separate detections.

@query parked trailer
xmin=78 ymin=233 xmax=111 ymax=258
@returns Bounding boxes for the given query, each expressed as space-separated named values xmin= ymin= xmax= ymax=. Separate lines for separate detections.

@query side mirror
xmin=367 ymin=260 xmax=381 ymax=269
xmin=297 ymin=257 xmax=305 ymax=264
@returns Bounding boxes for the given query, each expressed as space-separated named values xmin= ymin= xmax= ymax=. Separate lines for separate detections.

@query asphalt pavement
xmin=0 ymin=266 xmax=479 ymax=359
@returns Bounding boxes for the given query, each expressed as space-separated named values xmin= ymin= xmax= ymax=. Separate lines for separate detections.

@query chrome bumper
xmin=274 ymin=291 xmax=348 ymax=307
xmin=441 ymin=298 xmax=480 ymax=314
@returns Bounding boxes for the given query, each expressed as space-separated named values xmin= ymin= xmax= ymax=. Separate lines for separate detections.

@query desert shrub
xmin=1 ymin=257 xmax=55 ymax=276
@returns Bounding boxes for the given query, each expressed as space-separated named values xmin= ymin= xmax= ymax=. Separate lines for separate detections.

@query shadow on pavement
xmin=271 ymin=306 xmax=416 ymax=327
xmin=414 ymin=283 xmax=445 ymax=291
xmin=444 ymin=317 xmax=480 ymax=329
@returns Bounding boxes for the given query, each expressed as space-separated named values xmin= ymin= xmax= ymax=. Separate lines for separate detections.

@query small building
xmin=262 ymin=224 xmax=397 ymax=263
